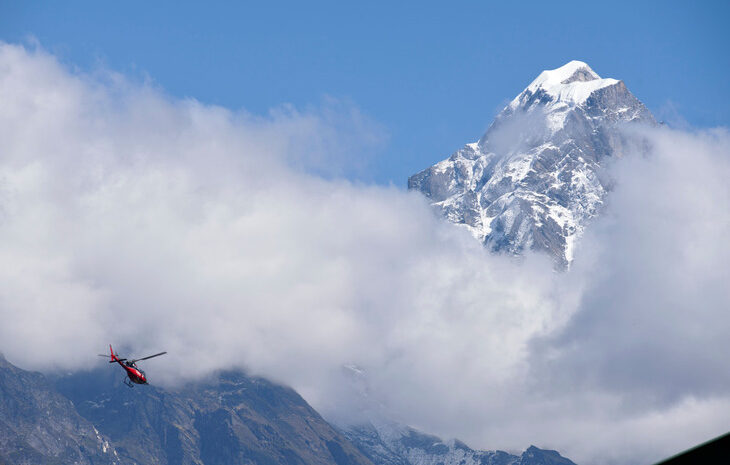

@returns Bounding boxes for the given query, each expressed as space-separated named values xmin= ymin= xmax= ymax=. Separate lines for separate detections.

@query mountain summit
xmin=516 ymin=60 xmax=618 ymax=106
xmin=409 ymin=61 xmax=655 ymax=267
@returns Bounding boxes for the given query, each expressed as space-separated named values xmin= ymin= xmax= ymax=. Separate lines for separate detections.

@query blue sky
xmin=2 ymin=0 xmax=728 ymax=184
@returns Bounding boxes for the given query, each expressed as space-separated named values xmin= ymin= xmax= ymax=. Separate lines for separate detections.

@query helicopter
xmin=99 ymin=345 xmax=167 ymax=387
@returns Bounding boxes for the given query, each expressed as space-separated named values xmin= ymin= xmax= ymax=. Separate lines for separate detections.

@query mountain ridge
xmin=341 ymin=420 xmax=577 ymax=465
xmin=0 ymin=354 xmax=577 ymax=465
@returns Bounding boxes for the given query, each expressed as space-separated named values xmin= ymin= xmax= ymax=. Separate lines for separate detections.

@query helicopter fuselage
xmin=116 ymin=360 xmax=148 ymax=384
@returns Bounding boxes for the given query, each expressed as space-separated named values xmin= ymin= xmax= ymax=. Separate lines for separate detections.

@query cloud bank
xmin=1 ymin=43 xmax=728 ymax=464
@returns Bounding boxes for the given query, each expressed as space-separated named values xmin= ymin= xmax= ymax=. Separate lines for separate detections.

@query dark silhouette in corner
xmin=654 ymin=432 xmax=729 ymax=464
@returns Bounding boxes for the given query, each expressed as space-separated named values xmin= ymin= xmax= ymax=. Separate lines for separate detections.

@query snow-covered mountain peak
xmin=512 ymin=60 xmax=620 ymax=108
xmin=532 ymin=60 xmax=598 ymax=86
xmin=409 ymin=62 xmax=655 ymax=268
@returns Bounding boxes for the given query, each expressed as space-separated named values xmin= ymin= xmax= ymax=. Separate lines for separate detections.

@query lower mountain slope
xmin=54 ymin=367 xmax=373 ymax=465
xmin=0 ymin=355 xmax=577 ymax=465
xmin=0 ymin=354 xmax=120 ymax=465
xmin=0 ymin=355 xmax=371 ymax=465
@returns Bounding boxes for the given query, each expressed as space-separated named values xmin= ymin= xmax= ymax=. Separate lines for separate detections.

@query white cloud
xmin=0 ymin=43 xmax=728 ymax=465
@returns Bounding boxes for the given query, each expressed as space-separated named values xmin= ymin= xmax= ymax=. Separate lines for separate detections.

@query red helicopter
xmin=99 ymin=345 xmax=167 ymax=387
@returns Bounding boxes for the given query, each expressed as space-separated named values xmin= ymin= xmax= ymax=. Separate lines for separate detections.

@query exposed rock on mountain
xmin=0 ymin=355 xmax=579 ymax=465
xmin=0 ymin=354 xmax=120 ymax=465
xmin=0 ymin=355 xmax=372 ymax=465
xmin=54 ymin=368 xmax=374 ymax=465
xmin=409 ymin=61 xmax=655 ymax=267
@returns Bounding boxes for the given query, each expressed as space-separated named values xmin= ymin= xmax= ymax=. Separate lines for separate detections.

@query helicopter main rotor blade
xmin=110 ymin=358 xmax=127 ymax=363
xmin=129 ymin=351 xmax=167 ymax=363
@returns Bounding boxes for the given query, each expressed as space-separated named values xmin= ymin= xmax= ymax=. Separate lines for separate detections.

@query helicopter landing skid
xmin=123 ymin=377 xmax=134 ymax=388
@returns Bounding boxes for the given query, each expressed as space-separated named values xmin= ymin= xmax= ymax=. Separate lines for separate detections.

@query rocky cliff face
xmin=409 ymin=61 xmax=655 ymax=267
xmin=0 ymin=354 xmax=120 ymax=465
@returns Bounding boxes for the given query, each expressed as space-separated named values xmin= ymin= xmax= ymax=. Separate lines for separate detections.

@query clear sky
xmin=2 ymin=0 xmax=728 ymax=184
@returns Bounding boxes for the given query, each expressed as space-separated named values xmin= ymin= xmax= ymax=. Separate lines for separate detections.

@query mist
xmin=1 ymin=43 xmax=728 ymax=465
